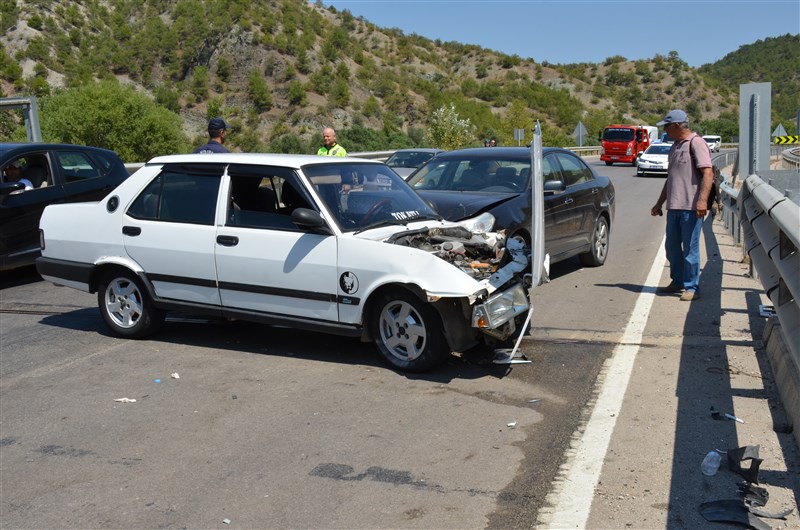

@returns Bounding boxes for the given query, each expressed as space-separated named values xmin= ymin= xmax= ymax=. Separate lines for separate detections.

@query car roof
xmin=147 ymin=152 xmax=386 ymax=169
xmin=432 ymin=146 xmax=560 ymax=160
xmin=391 ymin=148 xmax=443 ymax=154
xmin=0 ymin=142 xmax=119 ymax=155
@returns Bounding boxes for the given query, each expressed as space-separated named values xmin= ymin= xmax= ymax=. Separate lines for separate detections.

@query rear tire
xmin=604 ymin=161 xmax=613 ymax=166
xmin=97 ymin=270 xmax=164 ymax=338
xmin=370 ymin=289 xmax=448 ymax=372
xmin=579 ymin=216 xmax=609 ymax=267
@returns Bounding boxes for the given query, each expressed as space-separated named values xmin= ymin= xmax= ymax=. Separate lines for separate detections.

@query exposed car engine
xmin=386 ymin=224 xmax=529 ymax=289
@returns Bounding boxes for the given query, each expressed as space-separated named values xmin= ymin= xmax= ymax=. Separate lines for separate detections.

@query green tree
xmin=191 ymin=65 xmax=209 ymax=101
xmin=40 ymin=80 xmax=188 ymax=162
xmin=248 ymin=69 xmax=272 ymax=111
xmin=216 ymin=57 xmax=232 ymax=83
xmin=423 ymin=104 xmax=475 ymax=150
xmin=287 ymin=80 xmax=307 ymax=106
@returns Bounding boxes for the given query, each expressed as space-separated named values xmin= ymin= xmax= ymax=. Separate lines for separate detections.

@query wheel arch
xmin=360 ymin=282 xmax=475 ymax=352
xmin=89 ymin=261 xmax=152 ymax=299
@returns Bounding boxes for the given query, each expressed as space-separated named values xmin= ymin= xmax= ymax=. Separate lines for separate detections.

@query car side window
xmin=127 ymin=164 xmax=222 ymax=225
xmin=542 ymin=156 xmax=561 ymax=183
xmin=555 ymin=152 xmax=593 ymax=186
xmin=225 ymin=165 xmax=311 ymax=231
xmin=57 ymin=152 xmax=103 ymax=183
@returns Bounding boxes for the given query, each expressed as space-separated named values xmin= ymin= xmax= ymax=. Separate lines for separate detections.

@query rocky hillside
xmin=0 ymin=0 xmax=795 ymax=151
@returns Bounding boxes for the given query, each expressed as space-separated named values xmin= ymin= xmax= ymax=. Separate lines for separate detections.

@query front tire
xmin=370 ymin=289 xmax=448 ymax=372
xmin=98 ymin=270 xmax=164 ymax=338
xmin=579 ymin=216 xmax=609 ymax=267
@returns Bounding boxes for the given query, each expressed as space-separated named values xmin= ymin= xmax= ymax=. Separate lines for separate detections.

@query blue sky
xmin=323 ymin=1 xmax=799 ymax=67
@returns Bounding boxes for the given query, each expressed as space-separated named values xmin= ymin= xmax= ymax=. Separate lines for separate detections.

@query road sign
xmin=773 ymin=135 xmax=799 ymax=144
xmin=772 ymin=123 xmax=788 ymax=137
xmin=573 ymin=121 xmax=588 ymax=147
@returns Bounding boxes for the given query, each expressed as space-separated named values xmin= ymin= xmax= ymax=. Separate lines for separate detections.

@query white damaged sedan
xmin=36 ymin=154 xmax=530 ymax=372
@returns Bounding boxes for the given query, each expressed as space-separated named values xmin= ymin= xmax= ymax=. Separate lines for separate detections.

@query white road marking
xmin=537 ymin=236 xmax=667 ymax=529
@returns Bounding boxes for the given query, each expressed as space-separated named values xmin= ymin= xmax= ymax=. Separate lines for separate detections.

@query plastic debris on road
xmin=171 ymin=372 xmax=180 ymax=379
xmin=113 ymin=397 xmax=136 ymax=403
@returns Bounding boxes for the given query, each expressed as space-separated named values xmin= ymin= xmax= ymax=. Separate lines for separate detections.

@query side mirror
xmin=0 ymin=182 xmax=24 ymax=205
xmin=543 ymin=179 xmax=566 ymax=193
xmin=291 ymin=208 xmax=333 ymax=235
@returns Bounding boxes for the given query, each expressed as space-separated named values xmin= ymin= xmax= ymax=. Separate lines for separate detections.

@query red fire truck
xmin=599 ymin=125 xmax=655 ymax=166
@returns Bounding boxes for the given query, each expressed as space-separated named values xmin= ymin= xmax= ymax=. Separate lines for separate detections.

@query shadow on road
xmin=39 ymin=310 xmax=513 ymax=384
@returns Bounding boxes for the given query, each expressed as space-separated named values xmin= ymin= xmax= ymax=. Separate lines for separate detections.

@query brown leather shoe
xmin=658 ymin=283 xmax=684 ymax=294
xmin=680 ymin=290 xmax=700 ymax=301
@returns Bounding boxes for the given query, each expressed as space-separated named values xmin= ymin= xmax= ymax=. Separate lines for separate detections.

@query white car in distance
xmin=36 ymin=154 xmax=531 ymax=372
xmin=636 ymin=143 xmax=672 ymax=177
xmin=702 ymin=135 xmax=721 ymax=153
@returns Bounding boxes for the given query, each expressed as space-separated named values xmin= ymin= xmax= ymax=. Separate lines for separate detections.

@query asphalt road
xmin=0 ymin=159 xmax=668 ymax=528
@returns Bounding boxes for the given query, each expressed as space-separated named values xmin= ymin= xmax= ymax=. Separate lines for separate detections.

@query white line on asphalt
xmin=537 ymin=236 xmax=667 ymax=529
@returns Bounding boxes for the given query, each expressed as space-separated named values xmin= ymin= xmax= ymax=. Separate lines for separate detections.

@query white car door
xmin=123 ymin=164 xmax=223 ymax=306
xmin=213 ymin=166 xmax=339 ymax=322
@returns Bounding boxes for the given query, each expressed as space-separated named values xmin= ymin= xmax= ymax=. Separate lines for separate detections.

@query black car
xmin=0 ymin=143 xmax=129 ymax=271
xmin=407 ymin=147 xmax=615 ymax=266
xmin=384 ymin=148 xmax=445 ymax=179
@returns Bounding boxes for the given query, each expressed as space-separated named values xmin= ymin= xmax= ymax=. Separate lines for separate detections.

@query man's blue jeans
xmin=665 ymin=209 xmax=703 ymax=292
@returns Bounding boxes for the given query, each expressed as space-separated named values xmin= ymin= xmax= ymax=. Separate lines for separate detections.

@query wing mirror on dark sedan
xmin=0 ymin=181 xmax=25 ymax=204
xmin=543 ymin=179 xmax=567 ymax=193
xmin=291 ymin=208 xmax=333 ymax=235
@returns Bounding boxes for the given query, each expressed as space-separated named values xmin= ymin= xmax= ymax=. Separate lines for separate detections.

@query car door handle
xmin=563 ymin=198 xmax=574 ymax=205
xmin=122 ymin=226 xmax=141 ymax=236
xmin=217 ymin=235 xmax=239 ymax=247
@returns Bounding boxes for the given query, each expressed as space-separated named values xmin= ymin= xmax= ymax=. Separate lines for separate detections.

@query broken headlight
xmin=472 ymin=283 xmax=528 ymax=329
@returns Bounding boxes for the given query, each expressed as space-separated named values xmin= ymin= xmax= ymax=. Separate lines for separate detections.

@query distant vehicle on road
xmin=0 ymin=143 xmax=129 ymax=271
xmin=702 ymin=135 xmax=721 ymax=152
xmin=384 ymin=148 xmax=444 ymax=179
xmin=599 ymin=124 xmax=654 ymax=166
xmin=407 ymin=147 xmax=615 ymax=267
xmin=636 ymin=143 xmax=672 ymax=177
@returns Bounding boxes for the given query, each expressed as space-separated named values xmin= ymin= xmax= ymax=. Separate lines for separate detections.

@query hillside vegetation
xmin=0 ymin=0 xmax=796 ymax=160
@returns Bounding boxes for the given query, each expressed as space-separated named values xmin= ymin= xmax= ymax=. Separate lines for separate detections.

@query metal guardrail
xmin=739 ymin=173 xmax=800 ymax=369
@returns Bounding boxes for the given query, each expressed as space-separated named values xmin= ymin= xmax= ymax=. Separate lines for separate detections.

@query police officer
xmin=316 ymin=127 xmax=347 ymax=157
xmin=193 ymin=117 xmax=230 ymax=153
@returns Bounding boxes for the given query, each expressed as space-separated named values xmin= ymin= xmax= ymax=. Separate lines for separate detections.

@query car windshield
xmin=646 ymin=145 xmax=672 ymax=155
xmin=602 ymin=128 xmax=635 ymax=141
xmin=407 ymin=155 xmax=530 ymax=193
xmin=301 ymin=162 xmax=440 ymax=233
xmin=385 ymin=151 xmax=436 ymax=169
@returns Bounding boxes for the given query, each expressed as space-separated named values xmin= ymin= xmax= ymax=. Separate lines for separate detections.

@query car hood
xmin=416 ymin=190 xmax=519 ymax=221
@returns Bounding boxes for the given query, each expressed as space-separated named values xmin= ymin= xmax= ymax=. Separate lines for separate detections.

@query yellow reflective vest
xmin=316 ymin=143 xmax=347 ymax=157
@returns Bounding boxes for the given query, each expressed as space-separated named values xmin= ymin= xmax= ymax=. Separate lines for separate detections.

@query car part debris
xmin=725 ymin=413 xmax=745 ymax=424
xmin=699 ymin=499 xmax=771 ymax=530
xmin=727 ymin=445 xmax=763 ymax=483
xmin=758 ymin=305 xmax=776 ymax=317
xmin=113 ymin=397 xmax=136 ymax=403
xmin=738 ymin=482 xmax=769 ymax=508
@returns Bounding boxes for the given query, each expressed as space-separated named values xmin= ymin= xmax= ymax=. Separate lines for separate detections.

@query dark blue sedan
xmin=407 ymin=147 xmax=615 ymax=266
xmin=0 ymin=143 xmax=129 ymax=271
